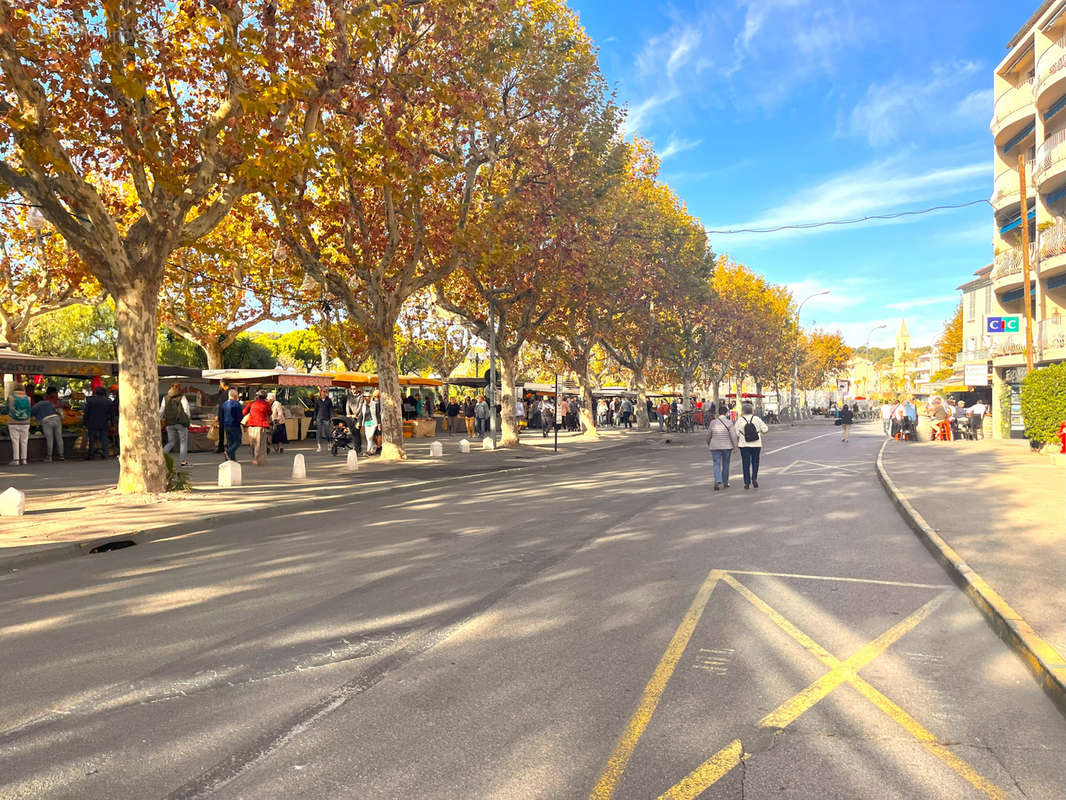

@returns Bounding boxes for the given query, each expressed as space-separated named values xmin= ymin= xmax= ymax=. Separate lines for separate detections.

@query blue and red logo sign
xmin=987 ymin=316 xmax=1020 ymax=333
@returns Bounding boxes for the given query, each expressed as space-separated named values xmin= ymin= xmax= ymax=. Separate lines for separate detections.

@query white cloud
xmin=785 ymin=278 xmax=871 ymax=313
xmin=658 ymin=134 xmax=703 ymax=161
xmin=844 ymin=62 xmax=984 ymax=146
xmin=622 ymin=92 xmax=679 ymax=136
xmin=818 ymin=317 xmax=940 ymax=348
xmin=712 ymin=155 xmax=990 ymax=244
xmin=884 ymin=295 xmax=959 ymax=311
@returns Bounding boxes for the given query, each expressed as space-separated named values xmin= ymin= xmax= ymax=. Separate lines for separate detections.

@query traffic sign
xmin=986 ymin=316 xmax=1020 ymax=333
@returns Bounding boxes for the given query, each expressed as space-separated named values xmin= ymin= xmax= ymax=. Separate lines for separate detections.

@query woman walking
xmin=5 ymin=386 xmax=31 ymax=466
xmin=838 ymin=403 xmax=854 ymax=443
xmin=736 ymin=401 xmax=769 ymax=489
xmin=706 ymin=403 xmax=738 ymax=491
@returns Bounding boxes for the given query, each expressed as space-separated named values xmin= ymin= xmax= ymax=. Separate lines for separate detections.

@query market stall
xmin=0 ymin=345 xmax=202 ymax=461
xmin=201 ymin=368 xmax=333 ymax=444
xmin=327 ymin=372 xmax=443 ymax=437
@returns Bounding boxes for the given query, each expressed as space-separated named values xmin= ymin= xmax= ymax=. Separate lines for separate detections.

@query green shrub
xmin=1020 ymin=362 xmax=1066 ymax=445
xmin=163 ymin=453 xmax=191 ymax=492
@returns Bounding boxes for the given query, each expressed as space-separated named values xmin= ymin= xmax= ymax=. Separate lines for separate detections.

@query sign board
xmin=963 ymin=363 xmax=989 ymax=387
xmin=836 ymin=379 xmax=850 ymax=396
xmin=986 ymin=316 xmax=1021 ymax=333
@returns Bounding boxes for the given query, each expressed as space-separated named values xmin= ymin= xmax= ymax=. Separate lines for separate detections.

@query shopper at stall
xmin=220 ymin=389 xmax=243 ymax=462
xmin=243 ymin=390 xmax=272 ymax=466
xmin=446 ymin=397 xmax=461 ymax=435
xmin=30 ymin=394 xmax=64 ymax=461
xmin=214 ymin=379 xmax=230 ymax=454
xmin=313 ymin=386 xmax=334 ymax=453
xmin=268 ymin=392 xmax=288 ymax=453
xmin=159 ymin=383 xmax=190 ymax=466
xmin=84 ymin=386 xmax=116 ymax=460
xmin=5 ymin=386 xmax=31 ymax=466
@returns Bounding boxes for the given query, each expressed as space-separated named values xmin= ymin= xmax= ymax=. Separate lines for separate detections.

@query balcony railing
xmin=992 ymin=164 xmax=1032 ymax=204
xmin=992 ymin=80 xmax=1034 ymax=126
xmin=992 ymin=248 xmax=1026 ymax=280
xmin=1039 ymin=316 xmax=1066 ymax=351
xmin=1037 ymin=36 xmax=1066 ymax=91
xmin=1036 ymin=127 xmax=1066 ymax=176
xmin=990 ymin=335 xmax=1028 ymax=358
xmin=954 ymin=348 xmax=990 ymax=366
xmin=1039 ymin=218 xmax=1066 ymax=260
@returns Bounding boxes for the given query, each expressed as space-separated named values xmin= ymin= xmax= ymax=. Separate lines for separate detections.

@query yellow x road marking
xmin=591 ymin=570 xmax=1006 ymax=800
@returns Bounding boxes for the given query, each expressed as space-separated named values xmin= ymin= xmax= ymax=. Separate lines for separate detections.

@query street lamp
xmin=486 ymin=287 xmax=505 ymax=447
xmin=791 ymin=289 xmax=830 ymax=422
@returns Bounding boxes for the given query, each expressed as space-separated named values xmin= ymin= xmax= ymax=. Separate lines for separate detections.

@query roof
xmin=897 ymin=318 xmax=910 ymax=339
xmin=0 ymin=347 xmax=202 ymax=380
xmin=1008 ymin=1 xmax=1056 ymax=50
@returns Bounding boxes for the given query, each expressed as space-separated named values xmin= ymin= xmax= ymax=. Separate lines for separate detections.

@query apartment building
xmin=989 ymin=0 xmax=1066 ymax=436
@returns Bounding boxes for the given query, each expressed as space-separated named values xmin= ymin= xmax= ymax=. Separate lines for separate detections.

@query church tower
xmin=893 ymin=317 xmax=912 ymax=387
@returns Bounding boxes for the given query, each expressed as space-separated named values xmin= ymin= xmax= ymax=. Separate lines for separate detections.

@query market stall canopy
xmin=400 ymin=374 xmax=443 ymax=387
xmin=201 ymin=368 xmax=332 ymax=387
xmin=326 ymin=372 xmax=443 ymax=388
xmin=0 ymin=345 xmax=201 ymax=379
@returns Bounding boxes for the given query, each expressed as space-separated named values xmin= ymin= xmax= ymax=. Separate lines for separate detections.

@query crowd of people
xmin=881 ymin=396 xmax=987 ymax=442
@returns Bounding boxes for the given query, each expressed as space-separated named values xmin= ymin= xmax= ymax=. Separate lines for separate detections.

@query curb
xmin=876 ymin=439 xmax=1066 ymax=716
xmin=0 ymin=434 xmax=658 ymax=574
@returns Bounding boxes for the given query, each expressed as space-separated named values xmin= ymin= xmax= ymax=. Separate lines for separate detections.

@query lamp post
xmin=486 ymin=287 xmax=505 ymax=447
xmin=791 ymin=290 xmax=830 ymax=422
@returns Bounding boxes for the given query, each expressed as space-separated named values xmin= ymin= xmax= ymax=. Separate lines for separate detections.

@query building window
xmin=984 ymin=285 xmax=992 ymax=315
xmin=968 ymin=290 xmax=976 ymax=321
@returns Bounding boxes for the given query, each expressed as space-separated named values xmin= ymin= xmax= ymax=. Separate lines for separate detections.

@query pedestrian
xmin=970 ymin=398 xmax=986 ymax=439
xmin=446 ymin=397 xmax=461 ymax=435
xmin=4 ymin=386 xmax=32 ymax=466
xmin=657 ymin=399 xmax=670 ymax=432
xmin=952 ymin=401 xmax=968 ymax=440
xmin=365 ymin=390 xmax=381 ymax=454
xmin=736 ymin=401 xmax=769 ymax=489
xmin=838 ymin=402 xmax=854 ymax=443
xmin=215 ymin=379 xmax=230 ymax=454
xmin=463 ymin=396 xmax=476 ymax=436
xmin=881 ymin=400 xmax=893 ymax=436
xmin=83 ymin=386 xmax=116 ymax=460
xmin=30 ymin=393 xmax=64 ymax=461
xmin=243 ymin=390 xmax=272 ymax=466
xmin=159 ymin=382 xmax=190 ymax=466
xmin=268 ymin=391 xmax=288 ymax=453
xmin=515 ymin=396 xmax=526 ymax=430
xmin=706 ymin=403 xmax=738 ymax=491
xmin=313 ymin=387 xmax=333 ymax=453
xmin=540 ymin=396 xmax=554 ymax=437
xmin=620 ymin=396 xmax=634 ymax=428
xmin=474 ymin=395 xmax=490 ymax=436
xmin=220 ymin=388 xmax=244 ymax=462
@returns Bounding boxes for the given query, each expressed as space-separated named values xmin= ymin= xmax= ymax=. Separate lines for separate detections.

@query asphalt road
xmin=1 ymin=422 xmax=1064 ymax=799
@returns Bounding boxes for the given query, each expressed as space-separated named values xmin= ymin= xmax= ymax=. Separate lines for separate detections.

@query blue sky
xmin=570 ymin=0 xmax=1020 ymax=348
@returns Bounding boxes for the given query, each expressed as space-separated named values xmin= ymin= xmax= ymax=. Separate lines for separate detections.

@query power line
xmin=706 ymin=199 xmax=991 ymax=235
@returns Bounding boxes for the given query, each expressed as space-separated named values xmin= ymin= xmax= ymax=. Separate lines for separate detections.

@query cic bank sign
xmin=986 ymin=316 xmax=1021 ymax=333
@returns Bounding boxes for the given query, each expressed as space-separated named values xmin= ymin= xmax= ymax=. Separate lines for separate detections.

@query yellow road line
xmin=725 ymin=576 xmax=1005 ymax=799
xmin=726 ymin=570 xmax=950 ymax=589
xmin=589 ymin=569 xmax=726 ymax=800
xmin=759 ymin=591 xmax=950 ymax=729
xmin=657 ymin=739 xmax=744 ymax=800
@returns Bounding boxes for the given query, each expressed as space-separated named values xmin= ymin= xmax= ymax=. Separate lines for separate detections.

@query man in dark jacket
xmin=215 ymin=380 xmax=230 ymax=453
xmin=83 ymin=386 xmax=116 ymax=460
xmin=313 ymin=387 xmax=334 ymax=452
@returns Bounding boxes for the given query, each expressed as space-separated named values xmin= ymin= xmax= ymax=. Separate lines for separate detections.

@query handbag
xmin=240 ymin=413 xmax=251 ymax=426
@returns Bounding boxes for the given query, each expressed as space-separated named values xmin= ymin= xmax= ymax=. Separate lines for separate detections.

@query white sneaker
xmin=7 ymin=460 xmax=17 ymax=466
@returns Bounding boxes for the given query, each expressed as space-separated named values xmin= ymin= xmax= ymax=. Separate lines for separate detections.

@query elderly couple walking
xmin=706 ymin=401 xmax=769 ymax=491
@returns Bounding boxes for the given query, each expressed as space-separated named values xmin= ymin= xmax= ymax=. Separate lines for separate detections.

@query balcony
xmin=1039 ymin=315 xmax=1066 ymax=352
xmin=1035 ymin=127 xmax=1066 ymax=191
xmin=991 ymin=164 xmax=1032 ymax=209
xmin=992 ymin=80 xmax=1035 ymax=142
xmin=953 ymin=348 xmax=990 ymax=366
xmin=1036 ymin=36 xmax=1066 ymax=107
xmin=992 ymin=248 xmax=1024 ymax=281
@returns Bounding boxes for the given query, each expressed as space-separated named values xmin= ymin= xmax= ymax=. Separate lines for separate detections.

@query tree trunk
xmin=0 ymin=315 xmax=20 ymax=345
xmin=578 ymin=378 xmax=598 ymax=437
xmin=114 ymin=288 xmax=167 ymax=494
xmin=498 ymin=348 xmax=519 ymax=447
xmin=633 ymin=366 xmax=650 ymax=430
xmin=374 ymin=335 xmax=407 ymax=461
xmin=682 ymin=374 xmax=693 ymax=411
xmin=755 ymin=379 xmax=764 ymax=414
xmin=203 ymin=339 xmax=224 ymax=371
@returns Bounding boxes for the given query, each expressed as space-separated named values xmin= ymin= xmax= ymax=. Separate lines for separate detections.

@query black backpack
xmin=741 ymin=415 xmax=759 ymax=443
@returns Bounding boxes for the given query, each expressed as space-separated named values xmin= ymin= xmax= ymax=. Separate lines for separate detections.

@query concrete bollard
xmin=345 ymin=449 xmax=359 ymax=471
xmin=458 ymin=438 xmax=470 ymax=453
xmin=291 ymin=453 xmax=307 ymax=480
xmin=482 ymin=437 xmax=495 ymax=451
xmin=0 ymin=486 xmax=25 ymax=517
xmin=429 ymin=441 xmax=443 ymax=458
xmin=218 ymin=461 xmax=242 ymax=488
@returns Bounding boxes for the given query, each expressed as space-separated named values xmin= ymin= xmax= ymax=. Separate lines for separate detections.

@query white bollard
xmin=291 ymin=453 xmax=307 ymax=480
xmin=458 ymin=438 xmax=470 ymax=454
xmin=218 ymin=461 xmax=242 ymax=488
xmin=345 ymin=449 xmax=359 ymax=471
xmin=482 ymin=437 xmax=495 ymax=451
xmin=0 ymin=486 xmax=25 ymax=517
xmin=429 ymin=441 xmax=443 ymax=458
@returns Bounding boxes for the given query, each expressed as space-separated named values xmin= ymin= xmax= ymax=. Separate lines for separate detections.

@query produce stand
xmin=0 ymin=345 xmax=201 ymax=462
xmin=201 ymin=368 xmax=333 ymax=443
xmin=326 ymin=372 xmax=443 ymax=438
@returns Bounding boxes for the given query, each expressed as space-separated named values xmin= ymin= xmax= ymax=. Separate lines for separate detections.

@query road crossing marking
xmin=778 ymin=459 xmax=869 ymax=475
xmin=592 ymin=570 xmax=1006 ymax=800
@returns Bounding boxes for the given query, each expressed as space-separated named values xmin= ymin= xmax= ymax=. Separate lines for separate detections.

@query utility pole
xmin=1019 ymin=153 xmax=1035 ymax=372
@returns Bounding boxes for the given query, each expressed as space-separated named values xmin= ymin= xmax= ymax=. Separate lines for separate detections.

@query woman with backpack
xmin=736 ymin=401 xmax=769 ymax=490
xmin=5 ymin=386 xmax=32 ymax=466
xmin=159 ymin=383 xmax=190 ymax=466
xmin=706 ymin=403 xmax=738 ymax=491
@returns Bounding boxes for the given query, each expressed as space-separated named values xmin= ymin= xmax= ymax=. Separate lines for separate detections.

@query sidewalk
xmin=0 ymin=427 xmax=666 ymax=570
xmin=877 ymin=436 xmax=1066 ymax=708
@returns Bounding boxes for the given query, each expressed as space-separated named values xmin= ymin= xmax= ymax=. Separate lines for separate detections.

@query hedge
xmin=1020 ymin=362 xmax=1066 ymax=445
